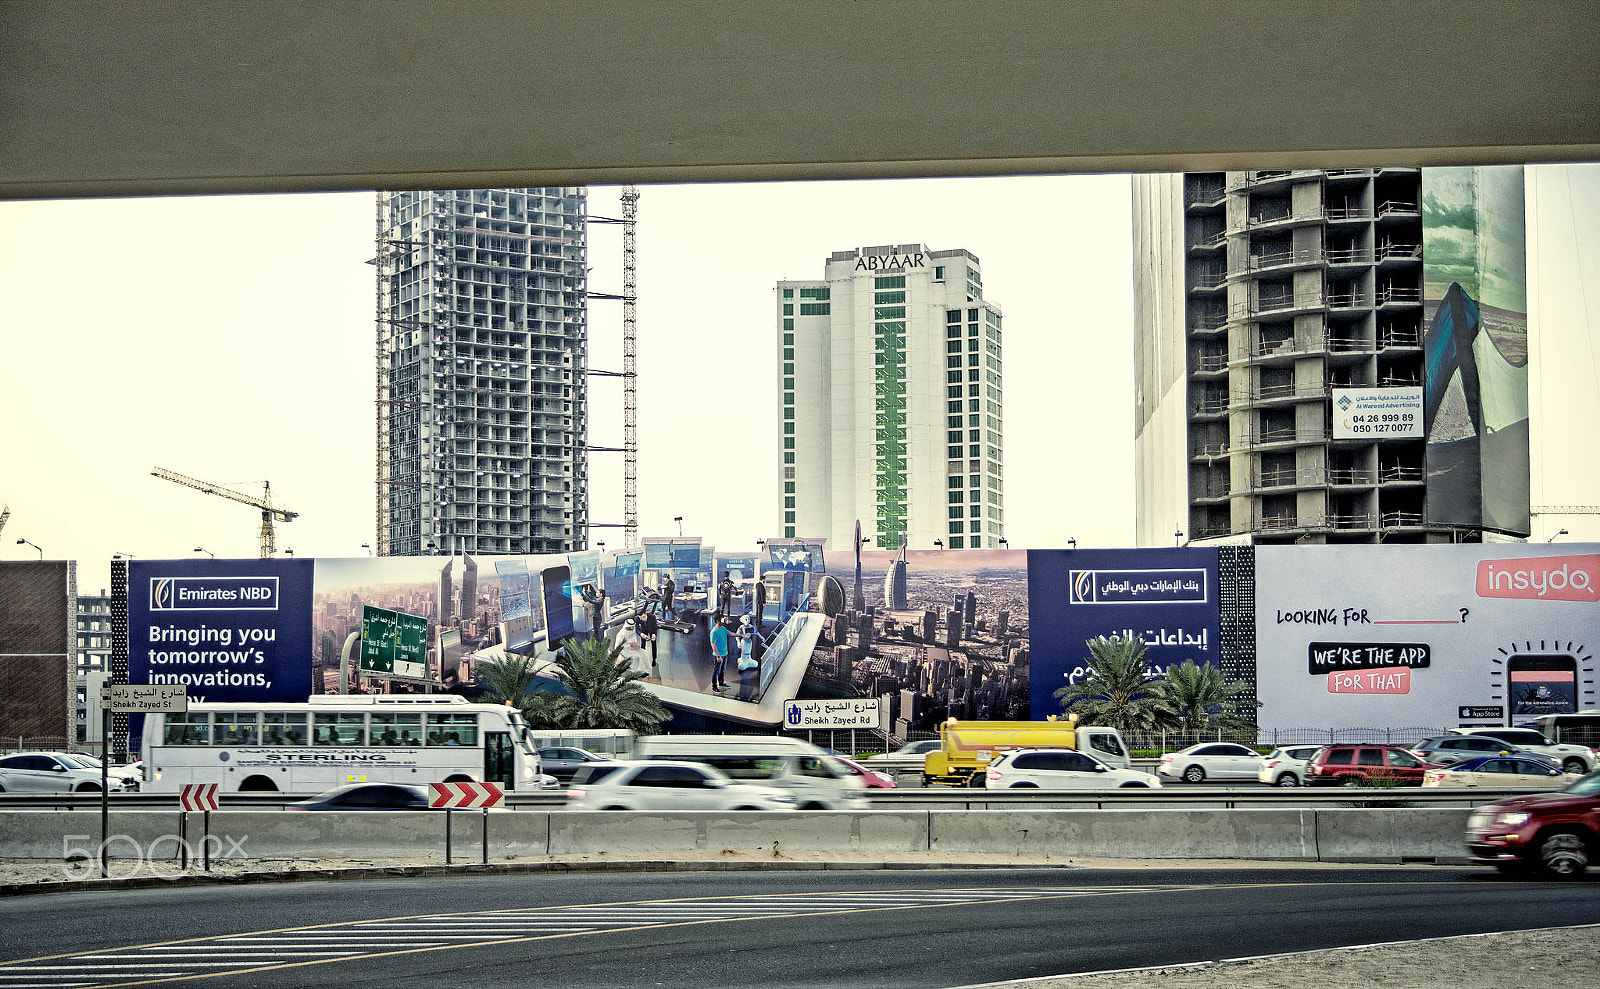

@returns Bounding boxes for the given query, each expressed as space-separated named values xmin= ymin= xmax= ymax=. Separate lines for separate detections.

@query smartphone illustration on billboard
xmin=1508 ymin=655 xmax=1578 ymax=718
xmin=539 ymin=564 xmax=577 ymax=650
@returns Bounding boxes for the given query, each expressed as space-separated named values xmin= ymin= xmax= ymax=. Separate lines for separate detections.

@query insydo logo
xmin=1476 ymin=555 xmax=1600 ymax=603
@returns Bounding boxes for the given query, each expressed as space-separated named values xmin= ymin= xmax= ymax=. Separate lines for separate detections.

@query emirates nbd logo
xmin=151 ymin=576 xmax=281 ymax=612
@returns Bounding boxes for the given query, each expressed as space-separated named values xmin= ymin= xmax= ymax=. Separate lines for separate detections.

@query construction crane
xmin=151 ymin=467 xmax=298 ymax=558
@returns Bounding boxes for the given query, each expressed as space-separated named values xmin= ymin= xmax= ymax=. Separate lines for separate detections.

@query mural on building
xmin=1422 ymin=165 xmax=1530 ymax=535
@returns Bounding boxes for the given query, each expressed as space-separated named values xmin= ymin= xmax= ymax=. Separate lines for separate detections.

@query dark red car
xmin=1466 ymin=770 xmax=1600 ymax=877
xmin=1304 ymin=744 xmax=1436 ymax=786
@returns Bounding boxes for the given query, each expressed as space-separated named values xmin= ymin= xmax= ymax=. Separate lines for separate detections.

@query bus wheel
xmin=444 ymin=774 xmax=472 ymax=783
xmin=238 ymin=775 xmax=279 ymax=792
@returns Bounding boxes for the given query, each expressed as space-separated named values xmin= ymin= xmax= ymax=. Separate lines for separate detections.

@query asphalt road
xmin=3 ymin=866 xmax=1598 ymax=988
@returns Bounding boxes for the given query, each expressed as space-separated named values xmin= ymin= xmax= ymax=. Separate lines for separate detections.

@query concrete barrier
xmin=1313 ymin=808 xmax=1472 ymax=863
xmin=930 ymin=809 xmax=1318 ymax=860
xmin=0 ymin=808 xmax=1472 ymax=865
xmin=547 ymin=811 xmax=929 ymax=856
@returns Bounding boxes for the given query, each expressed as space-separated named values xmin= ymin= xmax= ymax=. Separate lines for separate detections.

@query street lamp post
xmin=361 ymin=543 xmax=373 ymax=556
xmin=998 ymin=538 xmax=1008 ymax=549
xmin=933 ymin=539 xmax=944 ymax=550
xmin=1548 ymin=529 xmax=1569 ymax=543
xmin=1174 ymin=526 xmax=1185 ymax=546
xmin=194 ymin=547 xmax=215 ymax=559
xmin=15 ymin=538 xmax=42 ymax=560
xmin=1068 ymin=538 xmax=1077 ymax=549
xmin=673 ymin=516 xmax=684 ymax=537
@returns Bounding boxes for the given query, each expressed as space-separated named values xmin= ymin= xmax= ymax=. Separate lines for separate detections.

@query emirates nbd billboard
xmin=129 ymin=559 xmax=315 ymax=704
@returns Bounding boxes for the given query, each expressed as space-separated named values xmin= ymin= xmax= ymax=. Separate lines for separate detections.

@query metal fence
xmin=2 ymin=736 xmax=77 ymax=754
xmin=1123 ymin=726 xmax=1450 ymax=753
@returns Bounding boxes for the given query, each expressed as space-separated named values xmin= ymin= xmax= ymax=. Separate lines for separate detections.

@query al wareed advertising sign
xmin=1026 ymin=548 xmax=1221 ymax=719
xmin=128 ymin=560 xmax=314 ymax=705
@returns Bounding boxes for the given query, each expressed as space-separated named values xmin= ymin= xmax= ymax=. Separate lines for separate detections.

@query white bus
xmin=140 ymin=695 xmax=543 ymax=793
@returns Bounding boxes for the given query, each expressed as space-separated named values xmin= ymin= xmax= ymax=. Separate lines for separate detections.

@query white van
xmin=634 ymin=734 xmax=869 ymax=810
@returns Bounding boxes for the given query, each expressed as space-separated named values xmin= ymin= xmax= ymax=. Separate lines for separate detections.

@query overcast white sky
xmin=2 ymin=167 xmax=1597 ymax=593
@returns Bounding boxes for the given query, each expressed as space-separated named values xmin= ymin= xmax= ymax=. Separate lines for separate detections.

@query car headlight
xmin=1494 ymin=811 xmax=1530 ymax=827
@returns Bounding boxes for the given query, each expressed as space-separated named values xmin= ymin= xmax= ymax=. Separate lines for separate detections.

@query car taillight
xmin=566 ymin=788 xmax=585 ymax=800
xmin=1160 ymin=755 xmax=1173 ymax=763
xmin=986 ymin=769 xmax=1001 ymax=781
xmin=1308 ymin=764 xmax=1320 ymax=775
xmin=1265 ymin=760 xmax=1280 ymax=768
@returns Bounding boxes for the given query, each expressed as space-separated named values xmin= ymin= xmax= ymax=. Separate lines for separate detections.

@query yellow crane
xmin=151 ymin=467 xmax=299 ymax=558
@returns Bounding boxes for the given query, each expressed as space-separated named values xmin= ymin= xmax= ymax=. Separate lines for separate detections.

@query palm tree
xmin=1161 ymin=658 xmax=1259 ymax=743
xmin=476 ymin=653 xmax=543 ymax=718
xmin=532 ymin=636 xmax=669 ymax=734
xmin=1053 ymin=635 xmax=1175 ymax=734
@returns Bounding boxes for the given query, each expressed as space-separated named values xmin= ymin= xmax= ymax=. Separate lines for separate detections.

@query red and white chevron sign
xmin=179 ymin=783 xmax=220 ymax=812
xmin=429 ymin=781 xmax=504 ymax=809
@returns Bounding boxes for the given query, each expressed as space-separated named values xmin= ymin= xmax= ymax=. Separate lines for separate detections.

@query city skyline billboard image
xmin=791 ymin=548 xmax=1031 ymax=736
xmin=1422 ymin=164 xmax=1530 ymax=535
xmin=1254 ymin=544 xmax=1599 ymax=731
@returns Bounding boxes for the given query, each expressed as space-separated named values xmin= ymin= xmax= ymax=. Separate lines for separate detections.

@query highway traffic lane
xmin=2 ymin=868 xmax=1598 ymax=988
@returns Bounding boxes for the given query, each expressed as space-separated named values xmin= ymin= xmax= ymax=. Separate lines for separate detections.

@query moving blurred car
xmin=1423 ymin=754 xmax=1572 ymax=789
xmin=1157 ymin=742 xmax=1263 ymax=783
xmin=1465 ymin=769 xmax=1600 ymax=877
xmin=1305 ymin=744 xmax=1434 ymax=786
xmin=1447 ymin=728 xmax=1597 ymax=775
xmin=0 ymin=752 xmax=126 ymax=793
xmin=285 ymin=782 xmax=432 ymax=811
xmin=1410 ymin=734 xmax=1527 ymax=767
xmin=564 ymin=761 xmax=797 ymax=811
xmin=1256 ymin=745 xmax=1324 ymax=787
xmin=984 ymin=749 xmax=1161 ymax=789
xmin=864 ymin=738 xmax=941 ymax=775
xmin=58 ymin=754 xmax=143 ymax=792
xmin=830 ymin=755 xmax=896 ymax=788
xmin=537 ymin=746 xmax=610 ymax=782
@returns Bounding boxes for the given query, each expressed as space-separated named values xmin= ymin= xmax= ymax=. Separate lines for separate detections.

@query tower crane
xmin=151 ymin=467 xmax=299 ymax=558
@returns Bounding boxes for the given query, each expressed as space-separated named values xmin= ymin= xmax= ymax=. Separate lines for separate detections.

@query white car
xmin=864 ymin=738 xmax=941 ymax=774
xmin=564 ymin=760 xmax=798 ymax=811
xmin=1448 ymin=728 xmax=1597 ymax=776
xmin=0 ymin=752 xmax=126 ymax=793
xmin=1158 ymin=742 xmax=1263 ymax=783
xmin=984 ymin=749 xmax=1161 ymax=789
xmin=1256 ymin=745 xmax=1325 ymax=787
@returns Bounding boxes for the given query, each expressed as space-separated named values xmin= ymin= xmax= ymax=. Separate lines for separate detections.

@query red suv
xmin=1305 ymin=744 xmax=1434 ymax=786
xmin=1465 ymin=770 xmax=1600 ymax=877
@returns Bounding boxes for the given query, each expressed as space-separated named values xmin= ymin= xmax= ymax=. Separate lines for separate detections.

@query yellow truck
xmin=921 ymin=717 xmax=1131 ymax=786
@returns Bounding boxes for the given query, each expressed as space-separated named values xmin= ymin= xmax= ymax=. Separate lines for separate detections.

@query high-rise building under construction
xmin=375 ymin=188 xmax=590 ymax=557
xmin=1132 ymin=168 xmax=1530 ymax=547
xmin=779 ymin=244 xmax=1005 ymax=551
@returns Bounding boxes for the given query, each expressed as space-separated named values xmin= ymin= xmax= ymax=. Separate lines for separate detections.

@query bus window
xmin=313 ymin=713 xmax=366 ymax=746
xmin=263 ymin=713 xmax=309 ymax=745
xmin=394 ymin=714 xmax=422 ymax=746
xmin=215 ymin=713 xmax=259 ymax=746
xmin=165 ymin=712 xmax=210 ymax=746
xmin=427 ymin=713 xmax=477 ymax=746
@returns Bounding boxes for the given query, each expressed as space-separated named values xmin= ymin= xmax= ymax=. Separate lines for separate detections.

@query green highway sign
xmin=360 ymin=606 xmax=430 ymax=681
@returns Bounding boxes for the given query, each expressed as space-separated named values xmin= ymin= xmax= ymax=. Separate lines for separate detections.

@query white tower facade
xmin=778 ymin=244 xmax=1004 ymax=551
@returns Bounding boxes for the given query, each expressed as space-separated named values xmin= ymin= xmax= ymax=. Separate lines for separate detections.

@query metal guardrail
xmin=0 ymin=787 xmax=1531 ymax=813
xmin=861 ymin=787 xmax=1521 ymax=810
xmin=0 ymin=792 xmax=570 ymax=811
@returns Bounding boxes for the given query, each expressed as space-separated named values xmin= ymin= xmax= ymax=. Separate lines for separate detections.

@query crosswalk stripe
xmin=0 ymin=884 xmax=1187 ymax=988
